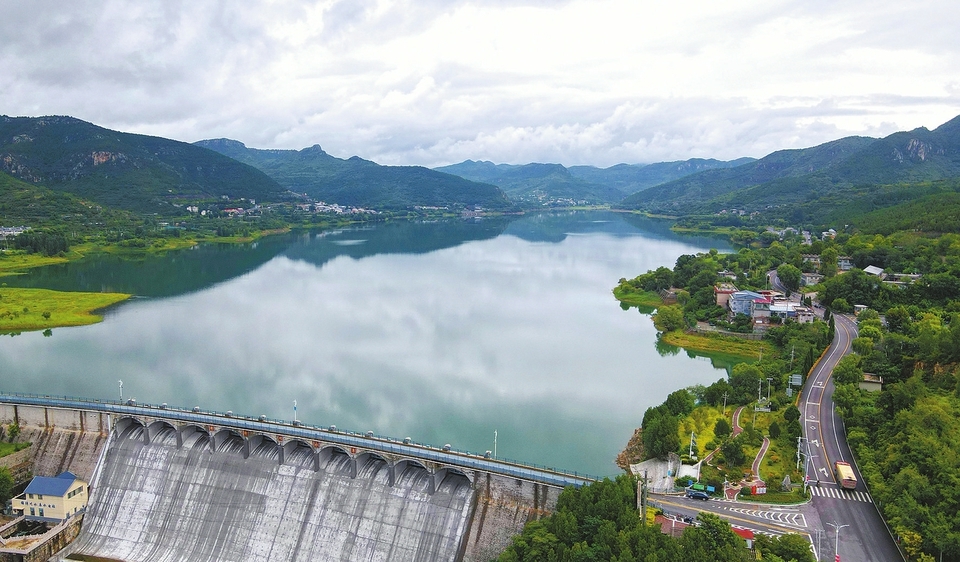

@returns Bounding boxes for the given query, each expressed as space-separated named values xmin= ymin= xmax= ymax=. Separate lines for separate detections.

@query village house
xmin=714 ymin=283 xmax=738 ymax=308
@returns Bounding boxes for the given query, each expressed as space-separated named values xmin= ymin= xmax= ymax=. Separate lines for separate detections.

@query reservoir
xmin=0 ymin=210 xmax=732 ymax=476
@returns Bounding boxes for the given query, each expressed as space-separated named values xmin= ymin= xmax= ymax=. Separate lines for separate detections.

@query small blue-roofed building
xmin=12 ymin=471 xmax=88 ymax=522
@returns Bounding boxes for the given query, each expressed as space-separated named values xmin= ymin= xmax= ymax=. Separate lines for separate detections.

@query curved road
xmin=800 ymin=313 xmax=904 ymax=561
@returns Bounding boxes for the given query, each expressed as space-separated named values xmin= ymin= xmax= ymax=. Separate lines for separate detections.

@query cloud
xmin=1 ymin=0 xmax=958 ymax=166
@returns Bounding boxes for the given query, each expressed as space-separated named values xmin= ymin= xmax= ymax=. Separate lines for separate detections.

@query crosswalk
xmin=809 ymin=486 xmax=873 ymax=503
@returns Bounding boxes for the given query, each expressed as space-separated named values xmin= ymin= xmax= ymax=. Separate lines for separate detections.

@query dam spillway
xmin=65 ymin=422 xmax=475 ymax=561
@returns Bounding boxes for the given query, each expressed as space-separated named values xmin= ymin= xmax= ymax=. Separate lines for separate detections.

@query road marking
xmin=721 ymin=506 xmax=807 ymax=528
xmin=809 ymin=486 xmax=873 ymax=503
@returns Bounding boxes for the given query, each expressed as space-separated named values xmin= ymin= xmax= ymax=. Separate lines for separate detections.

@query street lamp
xmin=118 ymin=380 xmax=123 ymax=402
xmin=827 ymin=522 xmax=849 ymax=561
xmin=494 ymin=430 xmax=498 ymax=459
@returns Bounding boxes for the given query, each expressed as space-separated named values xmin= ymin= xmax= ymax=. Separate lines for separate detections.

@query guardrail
xmin=0 ymin=392 xmax=599 ymax=489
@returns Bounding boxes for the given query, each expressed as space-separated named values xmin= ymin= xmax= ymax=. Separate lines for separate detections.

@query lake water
xmin=0 ymin=211 xmax=732 ymax=476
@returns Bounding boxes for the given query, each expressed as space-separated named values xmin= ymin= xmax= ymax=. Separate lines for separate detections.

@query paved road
xmin=664 ymin=311 xmax=904 ymax=561
xmin=799 ymin=313 xmax=904 ymax=562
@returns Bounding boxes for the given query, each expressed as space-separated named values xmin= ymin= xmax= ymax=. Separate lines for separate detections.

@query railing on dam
xmin=0 ymin=392 xmax=599 ymax=489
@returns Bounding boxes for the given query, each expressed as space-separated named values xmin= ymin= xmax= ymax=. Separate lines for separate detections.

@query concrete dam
xmin=2 ymin=396 xmax=590 ymax=562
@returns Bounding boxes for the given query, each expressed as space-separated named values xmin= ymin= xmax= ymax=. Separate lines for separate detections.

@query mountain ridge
xmin=0 ymin=115 xmax=288 ymax=214
xmin=195 ymin=139 xmax=514 ymax=211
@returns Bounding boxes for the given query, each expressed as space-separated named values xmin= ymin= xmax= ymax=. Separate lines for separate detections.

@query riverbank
xmin=0 ymin=288 xmax=130 ymax=332
xmin=613 ymin=287 xmax=768 ymax=359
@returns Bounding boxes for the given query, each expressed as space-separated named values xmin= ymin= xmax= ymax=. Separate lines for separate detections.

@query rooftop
xmin=23 ymin=472 xmax=79 ymax=497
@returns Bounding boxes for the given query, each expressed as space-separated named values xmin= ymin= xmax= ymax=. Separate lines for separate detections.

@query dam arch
xmin=212 ymin=428 xmax=245 ymax=454
xmin=113 ymin=417 xmax=145 ymax=440
xmin=282 ymin=439 xmax=318 ymax=470
xmin=178 ymin=424 xmax=210 ymax=449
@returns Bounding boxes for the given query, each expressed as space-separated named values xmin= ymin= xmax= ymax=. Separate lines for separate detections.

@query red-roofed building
xmin=732 ymin=527 xmax=755 ymax=548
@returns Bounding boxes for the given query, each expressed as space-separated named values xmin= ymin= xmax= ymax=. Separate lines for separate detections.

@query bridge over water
xmin=1 ymin=392 xmax=599 ymax=562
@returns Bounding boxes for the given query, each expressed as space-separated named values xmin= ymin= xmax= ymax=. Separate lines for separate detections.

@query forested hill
xmin=195 ymin=139 xmax=514 ymax=211
xmin=435 ymin=157 xmax=754 ymax=205
xmin=0 ymin=116 xmax=287 ymax=214
xmin=618 ymin=114 xmax=960 ymax=215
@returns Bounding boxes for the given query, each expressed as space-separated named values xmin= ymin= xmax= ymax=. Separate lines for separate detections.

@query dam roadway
xmin=0 ymin=392 xmax=597 ymax=489
xmin=1 ymin=392 xmax=595 ymax=562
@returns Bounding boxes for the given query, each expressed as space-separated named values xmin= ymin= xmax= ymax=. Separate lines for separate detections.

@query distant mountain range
xmin=435 ymin=158 xmax=754 ymax=205
xmin=617 ymin=115 xmax=960 ymax=217
xmin=3 ymin=113 xmax=960 ymax=233
xmin=0 ymin=115 xmax=286 ymax=214
xmin=194 ymin=139 xmax=514 ymax=211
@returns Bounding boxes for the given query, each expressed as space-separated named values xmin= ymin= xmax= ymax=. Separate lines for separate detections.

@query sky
xmin=2 ymin=0 xmax=959 ymax=168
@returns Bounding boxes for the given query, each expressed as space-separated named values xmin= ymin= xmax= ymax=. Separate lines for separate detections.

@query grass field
xmin=0 ymin=442 xmax=31 ymax=458
xmin=0 ymin=252 xmax=70 ymax=276
xmin=660 ymin=330 xmax=769 ymax=361
xmin=0 ymin=288 xmax=130 ymax=332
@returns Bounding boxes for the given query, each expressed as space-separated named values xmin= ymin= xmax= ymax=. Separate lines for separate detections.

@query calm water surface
xmin=1 ymin=211 xmax=731 ymax=476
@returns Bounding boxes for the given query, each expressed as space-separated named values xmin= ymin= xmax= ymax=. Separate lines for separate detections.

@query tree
xmin=0 ymin=467 xmax=13 ymax=505
xmin=852 ymin=336 xmax=874 ymax=356
xmin=729 ymin=363 xmax=762 ymax=404
xmin=665 ymin=389 xmax=695 ymax=417
xmin=653 ymin=304 xmax=686 ymax=332
xmin=714 ymin=418 xmax=731 ymax=439
xmin=721 ymin=436 xmax=746 ymax=467
xmin=703 ymin=378 xmax=732 ymax=407
xmin=768 ymin=420 xmax=781 ymax=439
xmin=777 ymin=263 xmax=802 ymax=292
xmin=833 ymin=354 xmax=863 ymax=385
xmin=6 ymin=422 xmax=19 ymax=442
xmin=820 ymin=247 xmax=838 ymax=277
xmin=754 ymin=533 xmax=816 ymax=562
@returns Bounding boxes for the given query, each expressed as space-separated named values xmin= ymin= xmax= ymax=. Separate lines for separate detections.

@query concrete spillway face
xmin=65 ymin=420 xmax=475 ymax=562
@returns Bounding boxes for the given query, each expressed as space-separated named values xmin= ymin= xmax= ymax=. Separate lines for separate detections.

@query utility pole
xmin=722 ymin=392 xmax=728 ymax=414
xmin=293 ymin=400 xmax=297 ymax=423
xmin=828 ymin=522 xmax=849 ymax=561
xmin=494 ymin=430 xmax=497 ymax=459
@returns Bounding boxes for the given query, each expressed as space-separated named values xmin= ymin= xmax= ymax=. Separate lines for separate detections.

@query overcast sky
xmin=2 ymin=0 xmax=958 ymax=167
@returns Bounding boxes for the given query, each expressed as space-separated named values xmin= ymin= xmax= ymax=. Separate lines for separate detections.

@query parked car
xmin=686 ymin=489 xmax=710 ymax=500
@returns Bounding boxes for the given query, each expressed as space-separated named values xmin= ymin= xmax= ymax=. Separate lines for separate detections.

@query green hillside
xmin=618 ymin=136 xmax=876 ymax=213
xmin=619 ymin=115 xmax=960 ymax=217
xmin=196 ymin=139 xmax=514 ymax=211
xmin=0 ymin=171 xmax=136 ymax=230
xmin=0 ymin=116 xmax=288 ymax=214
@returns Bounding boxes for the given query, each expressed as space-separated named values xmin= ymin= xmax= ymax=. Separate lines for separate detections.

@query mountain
xmin=618 ymin=136 xmax=877 ymax=213
xmin=434 ymin=161 xmax=622 ymax=205
xmin=619 ymin=115 xmax=960 ymax=216
xmin=436 ymin=158 xmax=754 ymax=206
xmin=195 ymin=139 xmax=514 ymax=211
xmin=0 ymin=116 xmax=287 ymax=214
xmin=567 ymin=158 xmax=755 ymax=194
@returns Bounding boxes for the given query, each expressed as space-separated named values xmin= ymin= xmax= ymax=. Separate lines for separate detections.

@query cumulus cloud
xmin=1 ymin=0 xmax=958 ymax=166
